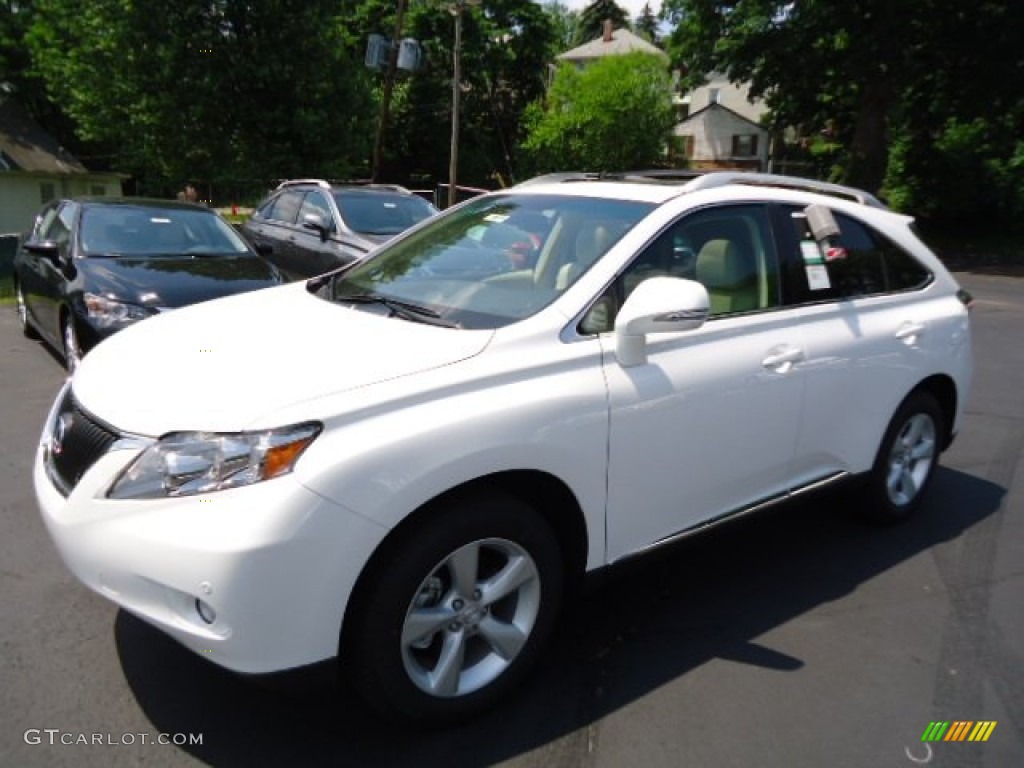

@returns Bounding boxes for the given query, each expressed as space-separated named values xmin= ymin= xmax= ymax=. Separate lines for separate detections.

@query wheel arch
xmin=909 ymin=374 xmax=958 ymax=450
xmin=339 ymin=469 xmax=589 ymax=653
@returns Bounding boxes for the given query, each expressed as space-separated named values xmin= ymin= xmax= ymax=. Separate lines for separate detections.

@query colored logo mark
xmin=921 ymin=721 xmax=997 ymax=742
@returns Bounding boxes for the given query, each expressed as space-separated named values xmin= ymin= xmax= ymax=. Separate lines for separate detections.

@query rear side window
xmin=788 ymin=208 xmax=931 ymax=300
xmin=260 ymin=191 xmax=304 ymax=225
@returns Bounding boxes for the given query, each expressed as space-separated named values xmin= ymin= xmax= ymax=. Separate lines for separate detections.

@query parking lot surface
xmin=1 ymin=270 xmax=1021 ymax=767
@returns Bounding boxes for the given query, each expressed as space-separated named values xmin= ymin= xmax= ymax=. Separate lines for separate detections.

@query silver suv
xmin=241 ymin=179 xmax=437 ymax=279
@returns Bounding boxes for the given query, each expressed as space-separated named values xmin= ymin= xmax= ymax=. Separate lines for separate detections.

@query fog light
xmin=195 ymin=598 xmax=217 ymax=625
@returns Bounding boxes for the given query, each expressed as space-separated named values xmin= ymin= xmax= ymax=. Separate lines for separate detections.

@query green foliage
xmin=577 ymin=0 xmax=630 ymax=44
xmin=542 ymin=1 xmax=582 ymax=53
xmin=25 ymin=0 xmax=374 ymax=193
xmin=521 ymin=52 xmax=675 ymax=174
xmin=661 ymin=0 xmax=1024 ymax=230
xmin=375 ymin=0 xmax=555 ymax=187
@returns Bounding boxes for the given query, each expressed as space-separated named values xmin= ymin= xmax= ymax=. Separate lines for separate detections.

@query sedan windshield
xmin=328 ymin=193 xmax=654 ymax=329
xmin=79 ymin=206 xmax=252 ymax=257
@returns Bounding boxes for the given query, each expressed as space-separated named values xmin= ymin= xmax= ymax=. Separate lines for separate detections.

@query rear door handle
xmin=762 ymin=345 xmax=804 ymax=371
xmin=895 ymin=321 xmax=927 ymax=342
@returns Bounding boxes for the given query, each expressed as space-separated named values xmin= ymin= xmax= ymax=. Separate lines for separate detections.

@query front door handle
xmin=762 ymin=345 xmax=804 ymax=372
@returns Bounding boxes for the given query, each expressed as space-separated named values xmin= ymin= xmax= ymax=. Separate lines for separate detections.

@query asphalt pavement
xmin=1 ymin=270 xmax=1021 ymax=767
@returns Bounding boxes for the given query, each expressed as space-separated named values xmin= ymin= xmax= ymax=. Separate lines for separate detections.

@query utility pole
xmin=447 ymin=0 xmax=479 ymax=208
xmin=448 ymin=4 xmax=463 ymax=208
xmin=371 ymin=0 xmax=410 ymax=183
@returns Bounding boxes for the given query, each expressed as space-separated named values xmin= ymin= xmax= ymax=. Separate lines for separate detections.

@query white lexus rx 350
xmin=33 ymin=172 xmax=972 ymax=723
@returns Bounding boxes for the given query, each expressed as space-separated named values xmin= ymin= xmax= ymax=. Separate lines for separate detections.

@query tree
xmin=633 ymin=2 xmax=660 ymax=43
xmin=26 ymin=0 xmax=374 ymax=196
xmin=577 ymin=0 xmax=629 ymax=44
xmin=661 ymin=0 xmax=1024 ymax=207
xmin=375 ymin=0 xmax=554 ymax=188
xmin=542 ymin=1 xmax=581 ymax=53
xmin=521 ymin=52 xmax=675 ymax=173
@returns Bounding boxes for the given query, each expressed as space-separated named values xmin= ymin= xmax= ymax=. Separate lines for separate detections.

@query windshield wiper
xmin=339 ymin=292 xmax=456 ymax=327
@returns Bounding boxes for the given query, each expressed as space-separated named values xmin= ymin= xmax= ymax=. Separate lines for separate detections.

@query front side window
xmin=581 ymin=204 xmax=779 ymax=334
xmin=322 ymin=193 xmax=654 ymax=329
xmin=263 ymin=191 xmax=304 ymax=225
xmin=297 ymin=191 xmax=334 ymax=230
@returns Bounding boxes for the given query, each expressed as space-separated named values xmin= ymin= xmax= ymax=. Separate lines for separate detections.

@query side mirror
xmin=24 ymin=240 xmax=63 ymax=265
xmin=302 ymin=213 xmax=330 ymax=242
xmin=614 ymin=277 xmax=709 ymax=367
xmin=253 ymin=241 xmax=273 ymax=258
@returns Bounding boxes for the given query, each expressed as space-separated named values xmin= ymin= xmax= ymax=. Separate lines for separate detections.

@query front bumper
xmin=33 ymin=388 xmax=388 ymax=674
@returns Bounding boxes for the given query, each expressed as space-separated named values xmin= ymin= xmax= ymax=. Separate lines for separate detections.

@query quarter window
xmin=788 ymin=208 xmax=931 ymax=299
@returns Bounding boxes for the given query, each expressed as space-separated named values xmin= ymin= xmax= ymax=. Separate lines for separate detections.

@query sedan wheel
xmin=860 ymin=391 xmax=943 ymax=523
xmin=62 ymin=317 xmax=83 ymax=372
xmin=346 ymin=495 xmax=563 ymax=723
xmin=15 ymin=283 xmax=39 ymax=339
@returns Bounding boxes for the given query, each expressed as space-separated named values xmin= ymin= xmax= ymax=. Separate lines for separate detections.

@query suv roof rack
xmin=515 ymin=169 xmax=886 ymax=208
xmin=680 ymin=171 xmax=887 ymax=208
xmin=274 ymin=178 xmax=413 ymax=194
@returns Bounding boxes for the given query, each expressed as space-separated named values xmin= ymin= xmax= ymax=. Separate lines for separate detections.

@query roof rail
xmin=275 ymin=178 xmax=415 ymax=195
xmin=681 ymin=172 xmax=887 ymax=209
xmin=275 ymin=178 xmax=332 ymax=190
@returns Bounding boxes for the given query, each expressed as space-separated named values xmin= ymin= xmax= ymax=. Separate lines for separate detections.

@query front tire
xmin=859 ymin=391 xmax=944 ymax=523
xmin=62 ymin=316 xmax=83 ymax=372
xmin=345 ymin=494 xmax=564 ymax=724
xmin=15 ymin=282 xmax=39 ymax=339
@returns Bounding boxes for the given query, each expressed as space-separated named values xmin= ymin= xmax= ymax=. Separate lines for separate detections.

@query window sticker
xmin=824 ymin=246 xmax=848 ymax=261
xmin=800 ymin=240 xmax=824 ymax=265
xmin=806 ymin=264 xmax=831 ymax=290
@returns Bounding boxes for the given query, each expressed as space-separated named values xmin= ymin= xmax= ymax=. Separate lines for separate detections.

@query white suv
xmin=34 ymin=172 xmax=972 ymax=723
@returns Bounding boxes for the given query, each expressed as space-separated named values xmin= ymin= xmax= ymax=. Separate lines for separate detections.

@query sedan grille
xmin=46 ymin=390 xmax=121 ymax=496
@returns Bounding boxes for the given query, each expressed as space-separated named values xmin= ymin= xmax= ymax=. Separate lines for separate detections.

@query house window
xmin=40 ymin=182 xmax=55 ymax=204
xmin=709 ymin=88 xmax=721 ymax=104
xmin=732 ymin=134 xmax=759 ymax=157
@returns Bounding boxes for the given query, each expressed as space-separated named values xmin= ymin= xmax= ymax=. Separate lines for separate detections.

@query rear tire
xmin=344 ymin=494 xmax=563 ymax=724
xmin=859 ymin=391 xmax=944 ymax=523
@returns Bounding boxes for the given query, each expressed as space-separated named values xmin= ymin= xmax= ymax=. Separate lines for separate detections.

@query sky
xmin=552 ymin=0 xmax=662 ymax=21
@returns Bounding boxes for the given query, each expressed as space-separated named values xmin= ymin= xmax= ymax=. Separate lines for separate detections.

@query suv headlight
xmin=84 ymin=292 xmax=156 ymax=328
xmin=108 ymin=422 xmax=321 ymax=499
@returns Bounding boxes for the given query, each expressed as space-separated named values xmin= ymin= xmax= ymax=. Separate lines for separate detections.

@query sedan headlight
xmin=108 ymin=422 xmax=321 ymax=499
xmin=84 ymin=292 xmax=156 ymax=329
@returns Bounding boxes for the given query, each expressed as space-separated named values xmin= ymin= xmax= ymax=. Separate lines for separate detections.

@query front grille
xmin=46 ymin=390 xmax=121 ymax=496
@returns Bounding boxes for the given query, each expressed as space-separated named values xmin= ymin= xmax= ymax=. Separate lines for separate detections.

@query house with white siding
xmin=0 ymin=99 xmax=124 ymax=235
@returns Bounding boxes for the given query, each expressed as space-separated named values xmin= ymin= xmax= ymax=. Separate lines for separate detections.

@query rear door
xmin=244 ymin=190 xmax=305 ymax=278
xmin=776 ymin=204 xmax=940 ymax=483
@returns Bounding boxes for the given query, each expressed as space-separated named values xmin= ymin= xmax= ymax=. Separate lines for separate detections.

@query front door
xmin=600 ymin=204 xmax=807 ymax=562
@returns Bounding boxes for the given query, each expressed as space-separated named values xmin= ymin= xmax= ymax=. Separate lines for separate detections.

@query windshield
xmin=79 ymin=205 xmax=252 ymax=257
xmin=327 ymin=193 xmax=654 ymax=329
xmin=333 ymin=192 xmax=438 ymax=236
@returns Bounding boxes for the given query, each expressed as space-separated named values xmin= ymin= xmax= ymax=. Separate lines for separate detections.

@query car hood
xmin=72 ymin=282 xmax=493 ymax=435
xmin=78 ymin=255 xmax=280 ymax=308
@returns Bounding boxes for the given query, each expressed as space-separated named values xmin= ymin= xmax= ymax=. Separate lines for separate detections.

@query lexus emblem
xmin=51 ymin=413 xmax=73 ymax=457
